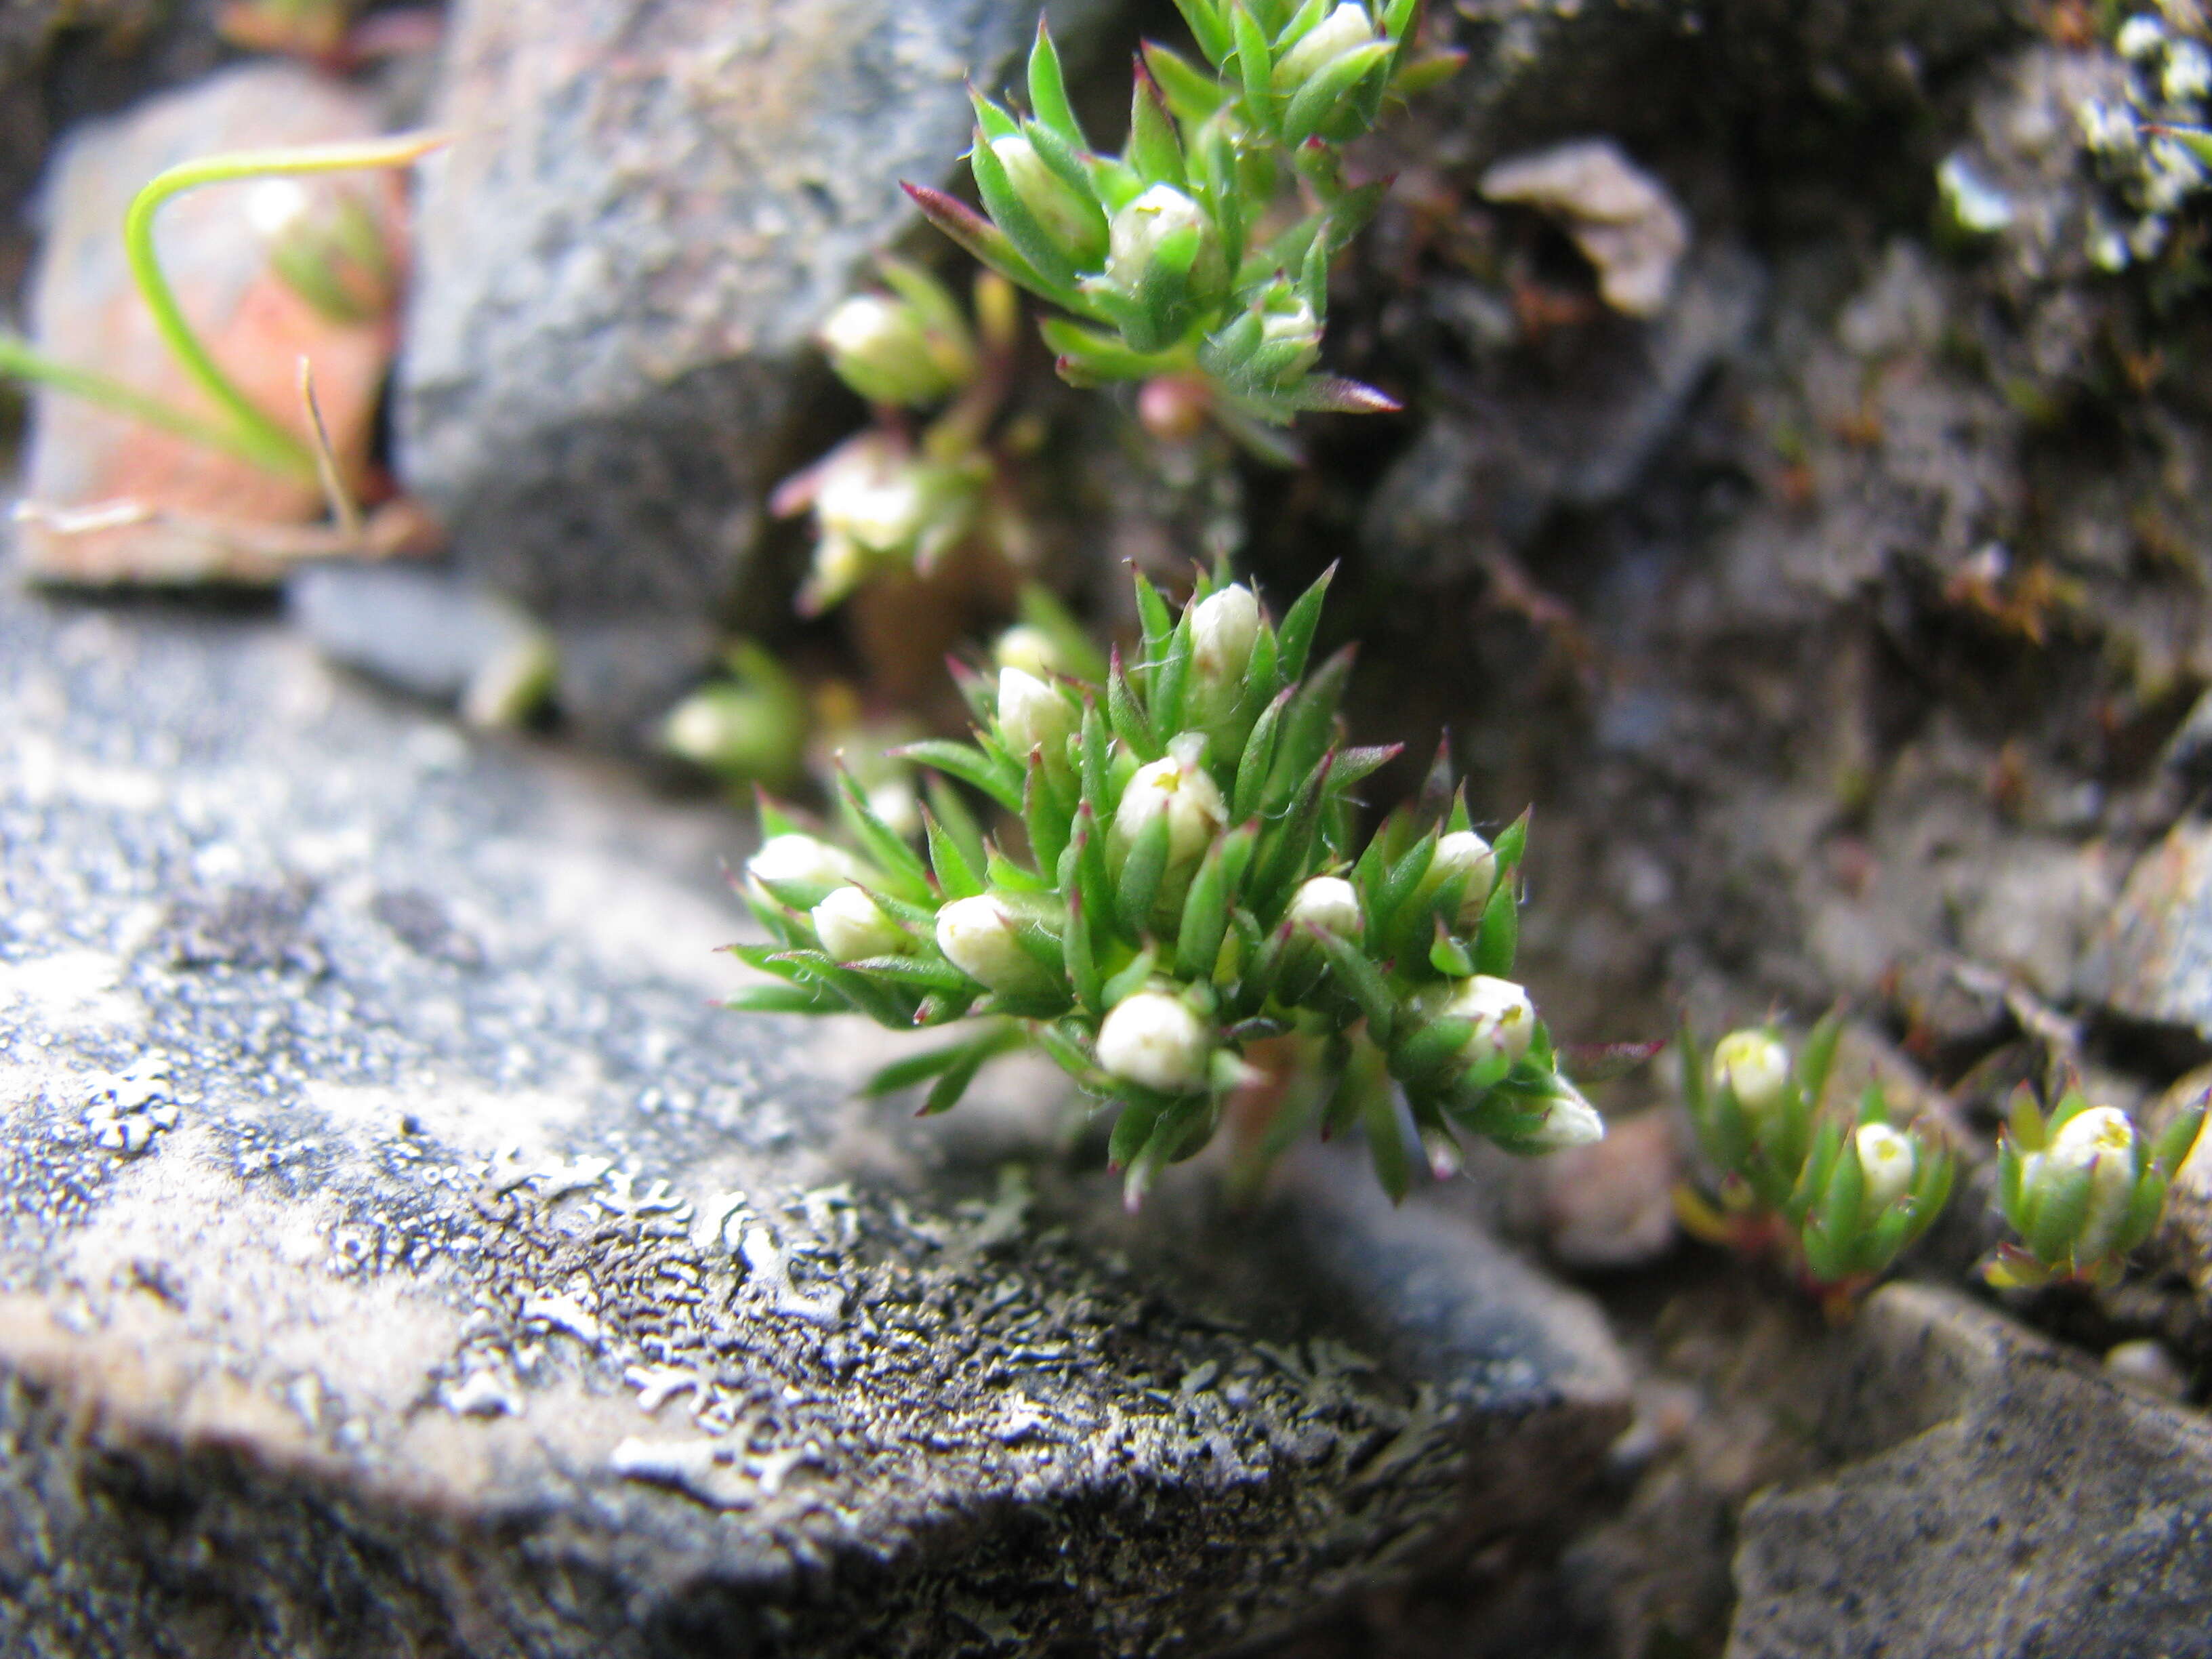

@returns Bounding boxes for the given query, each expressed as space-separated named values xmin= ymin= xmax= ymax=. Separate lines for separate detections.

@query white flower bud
xmin=1111 ymin=737 xmax=1227 ymax=871
xmin=1855 ymin=1122 xmax=1918 ymax=1216
xmin=815 ymin=445 xmax=933 ymax=554
xmin=1190 ymin=584 xmax=1261 ymax=691
xmin=811 ymin=886 xmax=909 ymax=962
xmin=934 ymin=895 xmax=1048 ymax=994
xmin=1439 ymin=974 xmax=1536 ymax=1068
xmin=1521 ymin=1077 xmax=1605 ymax=1151
xmin=1105 ymin=184 xmax=1223 ymax=293
xmin=1286 ymin=876 xmax=1363 ymax=940
xmin=1711 ymin=1029 xmax=1790 ymax=1115
xmin=1431 ymin=830 xmax=1498 ymax=925
xmin=993 ymin=623 xmax=1065 ymax=679
xmin=1273 ymin=2 xmax=1382 ymax=90
xmin=2035 ymin=1106 xmax=2142 ymax=1263
xmin=747 ymin=834 xmax=859 ymax=899
xmin=997 ymin=666 xmax=1076 ymax=760
xmin=990 ymin=134 xmax=1107 ymax=264
xmin=818 ymin=293 xmax=964 ymax=407
xmin=1095 ymin=989 xmax=1211 ymax=1094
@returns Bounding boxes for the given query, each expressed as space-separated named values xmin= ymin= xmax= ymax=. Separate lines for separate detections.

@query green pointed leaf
xmin=1108 ymin=650 xmax=1162 ymax=761
xmin=1108 ymin=1097 xmax=1164 ymax=1170
xmin=922 ymin=803 xmax=985 ymax=901
xmin=1473 ymin=880 xmax=1517 ymax=978
xmin=1363 ymin=1078 xmax=1409 ymax=1202
xmin=924 ymin=804 xmax=997 ymax=893
xmin=1429 ymin=922 xmax=1473 ymax=979
xmin=1170 ymin=0 xmax=1233 ymax=64
xmin=723 ymin=985 xmax=844 ymax=1015
xmin=1265 ymin=643 xmax=1353 ymax=806
xmin=863 ymin=1039 xmax=988 ymax=1096
xmin=894 ymin=740 xmax=1023 ymax=811
xmin=1023 ymin=752 xmax=1071 ymax=878
xmin=1115 ymin=809 xmax=1173 ymax=937
xmin=1129 ymin=63 xmax=1189 ymax=188
xmin=1175 ymin=836 xmax=1233 ymax=979
xmin=1274 ymin=562 xmax=1334 ymax=684
xmin=1231 ymin=687 xmax=1292 ymax=822
xmin=1027 ymin=21 xmax=1089 ymax=149
xmin=1280 ymin=39 xmax=1395 ymax=146
xmin=902 ymin=182 xmax=1059 ymax=302
xmin=1143 ymin=39 xmax=1227 ymax=121
xmin=1230 ymin=1 xmax=1277 ymax=127
xmin=1151 ymin=601 xmax=1197 ymax=738
xmin=1313 ymin=926 xmax=1394 ymax=1044
xmin=1066 ymin=881 xmax=1103 ymax=1013
xmin=832 ymin=767 xmax=932 ymax=903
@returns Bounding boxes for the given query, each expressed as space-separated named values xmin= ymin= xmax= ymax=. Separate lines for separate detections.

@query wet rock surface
xmin=0 ymin=552 xmax=1630 ymax=1656
xmin=1729 ymin=1282 xmax=2212 ymax=1658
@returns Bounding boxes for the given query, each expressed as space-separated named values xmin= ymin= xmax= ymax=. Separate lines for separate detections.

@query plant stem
xmin=121 ymin=129 xmax=449 ymax=481
xmin=0 ymin=331 xmax=270 ymax=464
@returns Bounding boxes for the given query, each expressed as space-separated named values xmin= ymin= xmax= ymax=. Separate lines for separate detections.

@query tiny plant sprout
xmin=1677 ymin=1014 xmax=1955 ymax=1316
xmin=724 ymin=562 xmax=1602 ymax=1208
xmin=902 ymin=3 xmax=1462 ymax=445
xmin=1986 ymin=1083 xmax=2207 ymax=1291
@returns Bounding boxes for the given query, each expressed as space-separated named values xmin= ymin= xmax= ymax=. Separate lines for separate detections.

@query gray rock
xmin=1729 ymin=1282 xmax=2212 ymax=1659
xmin=392 ymin=0 xmax=1119 ymax=650
xmin=0 ymin=554 xmax=1630 ymax=1656
xmin=1365 ymin=243 xmax=1765 ymax=583
xmin=287 ymin=563 xmax=556 ymax=727
xmin=2078 ymin=819 xmax=2212 ymax=1040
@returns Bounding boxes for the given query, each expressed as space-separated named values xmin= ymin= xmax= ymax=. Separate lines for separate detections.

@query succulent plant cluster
xmin=726 ymin=566 xmax=1602 ymax=1207
xmin=1677 ymin=1017 xmax=1957 ymax=1313
xmin=1985 ymin=1083 xmax=2206 ymax=1291
xmin=904 ymin=2 xmax=1459 ymax=436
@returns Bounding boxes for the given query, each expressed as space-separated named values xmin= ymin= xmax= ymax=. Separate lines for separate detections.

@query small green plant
xmin=770 ymin=258 xmax=1035 ymax=614
xmin=1677 ymin=1016 xmax=1956 ymax=1315
xmin=1984 ymin=1083 xmax=2205 ymax=1290
xmin=0 ymin=131 xmax=441 ymax=486
xmin=726 ymin=565 xmax=1603 ymax=1208
xmin=903 ymin=3 xmax=1459 ymax=443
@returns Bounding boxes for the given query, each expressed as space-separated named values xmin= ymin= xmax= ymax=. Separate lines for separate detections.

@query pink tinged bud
xmin=1111 ymin=737 xmax=1227 ymax=871
xmin=1431 ymin=830 xmax=1498 ymax=925
xmin=1273 ymin=2 xmax=1382 ymax=91
xmin=747 ymin=834 xmax=860 ymax=901
xmin=934 ymin=895 xmax=1047 ymax=994
xmin=1711 ymin=1029 xmax=1790 ymax=1116
xmin=1854 ymin=1122 xmax=1918 ymax=1217
xmin=817 ymin=293 xmax=966 ymax=407
xmin=1442 ymin=974 xmax=1536 ymax=1067
xmin=1286 ymin=876 xmax=1364 ymax=940
xmin=811 ymin=886 xmax=909 ymax=962
xmin=1095 ymin=989 xmax=1212 ymax=1094
xmin=1189 ymin=584 xmax=1261 ymax=689
xmin=992 ymin=624 xmax=1065 ymax=678
xmin=2039 ymin=1105 xmax=2144 ymax=1263
xmin=990 ymin=134 xmax=1107 ymax=264
xmin=996 ymin=666 xmax=1076 ymax=760
xmin=1104 ymin=183 xmax=1223 ymax=293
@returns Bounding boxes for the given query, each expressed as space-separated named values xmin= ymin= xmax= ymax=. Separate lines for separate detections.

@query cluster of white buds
xmin=1986 ymin=1086 xmax=2205 ymax=1290
xmin=727 ymin=567 xmax=1602 ymax=1207
xmin=903 ymin=4 xmax=1457 ymax=433
xmin=773 ymin=258 xmax=1029 ymax=613
xmin=1677 ymin=1016 xmax=1955 ymax=1309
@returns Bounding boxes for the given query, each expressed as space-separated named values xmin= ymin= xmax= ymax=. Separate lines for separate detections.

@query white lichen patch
xmin=80 ymin=1054 xmax=182 ymax=1155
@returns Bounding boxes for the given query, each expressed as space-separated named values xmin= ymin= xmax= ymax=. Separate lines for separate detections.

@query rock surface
xmin=2079 ymin=818 xmax=2212 ymax=1041
xmin=392 ymin=0 xmax=1119 ymax=713
xmin=0 ymin=546 xmax=1630 ymax=1656
xmin=1729 ymin=1282 xmax=2212 ymax=1658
